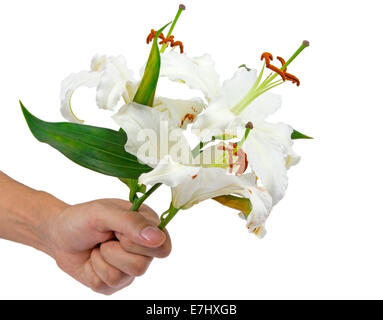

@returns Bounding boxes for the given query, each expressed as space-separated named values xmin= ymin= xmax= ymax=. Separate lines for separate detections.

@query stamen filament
xmin=256 ymin=78 xmax=283 ymax=94
xmin=249 ymin=62 xmax=266 ymax=92
xmin=160 ymin=4 xmax=186 ymax=53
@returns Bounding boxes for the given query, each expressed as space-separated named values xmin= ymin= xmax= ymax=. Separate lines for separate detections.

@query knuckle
xmin=87 ymin=202 xmax=107 ymax=227
xmin=106 ymin=270 xmax=124 ymax=288
xmin=140 ymin=207 xmax=161 ymax=223
xmin=130 ymin=257 xmax=152 ymax=277
xmin=88 ymin=200 xmax=106 ymax=214
xmin=156 ymin=233 xmax=172 ymax=258
xmin=120 ymin=237 xmax=135 ymax=251
xmin=90 ymin=276 xmax=104 ymax=292
xmin=124 ymin=212 xmax=141 ymax=225
xmin=157 ymin=244 xmax=172 ymax=258
xmin=158 ymin=248 xmax=171 ymax=259
xmin=99 ymin=241 xmax=116 ymax=259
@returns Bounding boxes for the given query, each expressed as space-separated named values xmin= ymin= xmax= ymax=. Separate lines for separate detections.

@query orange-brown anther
xmin=218 ymin=143 xmax=248 ymax=175
xmin=261 ymin=52 xmax=286 ymax=81
xmin=236 ymin=149 xmax=248 ymax=175
xmin=261 ymin=52 xmax=273 ymax=63
xmin=146 ymin=29 xmax=166 ymax=44
xmin=171 ymin=40 xmax=184 ymax=54
xmin=159 ymin=34 xmax=184 ymax=54
xmin=285 ymin=72 xmax=300 ymax=86
xmin=180 ymin=113 xmax=195 ymax=127
xmin=146 ymin=29 xmax=156 ymax=44
xmin=160 ymin=35 xmax=174 ymax=45
xmin=277 ymin=56 xmax=287 ymax=71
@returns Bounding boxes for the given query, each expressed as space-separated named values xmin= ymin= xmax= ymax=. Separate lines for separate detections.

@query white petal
xmin=239 ymin=92 xmax=282 ymax=124
xmin=112 ymin=102 xmax=163 ymax=166
xmin=138 ymin=155 xmax=200 ymax=188
xmin=256 ymin=122 xmax=300 ymax=169
xmin=161 ymin=51 xmax=221 ymax=101
xmin=245 ymin=186 xmax=273 ymax=232
xmin=171 ymin=170 xmax=263 ymax=211
xmin=221 ymin=68 xmax=257 ymax=108
xmin=113 ymin=103 xmax=191 ymax=167
xmin=96 ymin=55 xmax=136 ymax=110
xmin=253 ymin=226 xmax=267 ymax=239
xmin=212 ymin=173 xmax=272 ymax=237
xmin=91 ymin=54 xmax=108 ymax=72
xmin=234 ymin=174 xmax=273 ymax=233
xmin=243 ymin=128 xmax=288 ymax=205
xmin=60 ymin=71 xmax=101 ymax=123
xmin=153 ymin=97 xmax=206 ymax=129
xmin=286 ymin=151 xmax=301 ymax=169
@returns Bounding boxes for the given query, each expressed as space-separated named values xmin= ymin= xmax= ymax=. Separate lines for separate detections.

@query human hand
xmin=46 ymin=199 xmax=171 ymax=295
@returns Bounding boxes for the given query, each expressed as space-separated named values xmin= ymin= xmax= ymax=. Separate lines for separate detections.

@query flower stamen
xmin=231 ymin=41 xmax=309 ymax=115
xmin=147 ymin=31 xmax=184 ymax=53
xmin=218 ymin=142 xmax=248 ymax=175
xmin=284 ymin=72 xmax=300 ymax=86
xmin=261 ymin=52 xmax=286 ymax=81
xmin=180 ymin=113 xmax=195 ymax=127
xmin=261 ymin=52 xmax=300 ymax=86
xmin=146 ymin=29 xmax=165 ymax=44
xmin=171 ymin=40 xmax=184 ymax=54
xmin=160 ymin=35 xmax=184 ymax=53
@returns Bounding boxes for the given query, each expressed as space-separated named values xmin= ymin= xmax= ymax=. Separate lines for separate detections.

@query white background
xmin=0 ymin=0 xmax=382 ymax=299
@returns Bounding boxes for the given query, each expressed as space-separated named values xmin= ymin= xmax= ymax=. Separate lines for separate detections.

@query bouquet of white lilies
xmin=21 ymin=5 xmax=311 ymax=238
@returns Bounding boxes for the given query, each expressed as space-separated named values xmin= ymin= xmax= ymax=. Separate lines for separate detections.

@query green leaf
xmin=291 ymin=129 xmax=313 ymax=140
xmin=21 ymin=101 xmax=152 ymax=179
xmin=133 ymin=22 xmax=171 ymax=107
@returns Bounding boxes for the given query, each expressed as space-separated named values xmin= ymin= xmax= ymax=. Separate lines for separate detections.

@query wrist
xmin=0 ymin=172 xmax=70 ymax=259
xmin=34 ymin=191 xmax=69 ymax=258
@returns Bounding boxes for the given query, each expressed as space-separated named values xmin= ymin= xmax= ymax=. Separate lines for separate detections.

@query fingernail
xmin=140 ymin=226 xmax=164 ymax=243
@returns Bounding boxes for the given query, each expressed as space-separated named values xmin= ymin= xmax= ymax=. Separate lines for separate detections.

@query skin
xmin=0 ymin=171 xmax=171 ymax=295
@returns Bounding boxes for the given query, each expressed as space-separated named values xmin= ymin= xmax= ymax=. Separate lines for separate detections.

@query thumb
xmin=91 ymin=201 xmax=166 ymax=248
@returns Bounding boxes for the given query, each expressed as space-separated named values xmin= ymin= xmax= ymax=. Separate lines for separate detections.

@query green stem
xmin=160 ymin=5 xmax=186 ymax=53
xmin=131 ymin=183 xmax=162 ymax=211
xmin=158 ymin=205 xmax=180 ymax=230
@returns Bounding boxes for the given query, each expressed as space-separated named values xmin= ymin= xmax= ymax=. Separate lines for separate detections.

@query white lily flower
xmin=60 ymin=54 xmax=137 ymax=123
xmin=139 ymin=155 xmax=272 ymax=237
xmin=160 ymin=50 xmax=303 ymax=205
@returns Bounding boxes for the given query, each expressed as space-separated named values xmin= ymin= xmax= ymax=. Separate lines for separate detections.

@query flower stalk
xmin=131 ymin=183 xmax=162 ymax=211
xmin=158 ymin=205 xmax=180 ymax=230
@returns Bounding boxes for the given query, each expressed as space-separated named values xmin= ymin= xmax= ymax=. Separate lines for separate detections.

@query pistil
xmin=160 ymin=4 xmax=186 ymax=53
